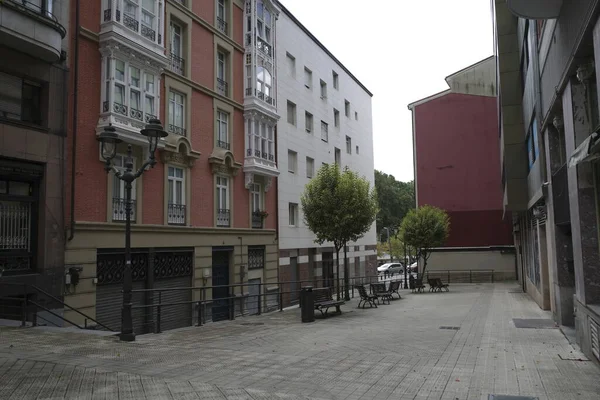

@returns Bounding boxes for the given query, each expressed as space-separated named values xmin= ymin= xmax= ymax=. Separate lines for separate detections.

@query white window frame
xmin=306 ymin=157 xmax=314 ymax=178
xmin=216 ymin=175 xmax=229 ymax=210
xmin=217 ymin=51 xmax=226 ymax=81
xmin=250 ymin=183 xmax=262 ymax=212
xmin=113 ymin=155 xmax=137 ymax=201
xmin=320 ymin=80 xmax=327 ymax=99
xmin=168 ymin=89 xmax=185 ymax=134
xmin=256 ymin=66 xmax=272 ymax=99
xmin=217 ymin=0 xmax=227 ymax=26
xmin=168 ymin=166 xmax=185 ymax=205
xmin=217 ymin=110 xmax=229 ymax=145
xmin=170 ymin=21 xmax=182 ymax=57
xmin=289 ymin=203 xmax=298 ymax=226
xmin=116 ymin=0 xmax=162 ymax=45
xmin=321 ymin=121 xmax=328 ymax=142
xmin=287 ymin=101 xmax=296 ymax=125
xmin=248 ymin=120 xmax=275 ymax=161
xmin=288 ymin=150 xmax=297 ymax=174
xmin=256 ymin=0 xmax=273 ymax=44
xmin=305 ymin=111 xmax=313 ymax=133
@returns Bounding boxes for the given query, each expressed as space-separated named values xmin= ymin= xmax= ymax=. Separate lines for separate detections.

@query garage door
xmin=153 ymin=276 xmax=192 ymax=332
xmin=96 ymin=281 xmax=147 ymax=334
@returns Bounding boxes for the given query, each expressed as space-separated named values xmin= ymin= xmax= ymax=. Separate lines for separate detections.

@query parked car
xmin=377 ymin=263 xmax=404 ymax=275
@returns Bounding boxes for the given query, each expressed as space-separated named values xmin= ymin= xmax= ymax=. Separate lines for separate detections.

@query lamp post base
xmin=119 ymin=332 xmax=136 ymax=342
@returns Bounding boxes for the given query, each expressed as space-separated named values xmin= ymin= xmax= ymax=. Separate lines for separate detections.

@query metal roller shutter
xmin=96 ymin=281 xmax=146 ymax=334
xmin=153 ymin=276 xmax=192 ymax=332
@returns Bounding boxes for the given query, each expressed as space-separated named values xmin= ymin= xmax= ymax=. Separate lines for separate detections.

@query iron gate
xmin=212 ymin=249 xmax=230 ymax=322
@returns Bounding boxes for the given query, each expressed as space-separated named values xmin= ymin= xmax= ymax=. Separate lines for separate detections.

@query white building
xmin=275 ymin=4 xmax=377 ymax=295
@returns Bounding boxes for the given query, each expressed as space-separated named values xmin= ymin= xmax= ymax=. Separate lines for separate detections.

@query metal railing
xmin=251 ymin=212 xmax=263 ymax=229
xmin=217 ymin=78 xmax=228 ymax=96
xmin=168 ymin=124 xmax=186 ymax=136
xmin=169 ymin=52 xmax=185 ymax=75
xmin=3 ymin=0 xmax=66 ymax=38
xmin=0 ymin=282 xmax=113 ymax=331
xmin=217 ymin=209 xmax=230 ymax=227
xmin=112 ymin=198 xmax=136 ymax=222
xmin=216 ymin=16 xmax=227 ymax=34
xmin=167 ymin=203 xmax=186 ymax=225
xmin=216 ymin=140 xmax=230 ymax=150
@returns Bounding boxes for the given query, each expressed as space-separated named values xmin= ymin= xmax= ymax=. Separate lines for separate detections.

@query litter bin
xmin=300 ymin=286 xmax=315 ymax=323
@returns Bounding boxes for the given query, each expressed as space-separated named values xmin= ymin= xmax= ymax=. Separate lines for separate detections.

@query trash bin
xmin=300 ymin=286 xmax=315 ymax=323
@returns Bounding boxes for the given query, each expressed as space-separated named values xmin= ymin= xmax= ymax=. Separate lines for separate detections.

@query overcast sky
xmin=279 ymin=0 xmax=494 ymax=183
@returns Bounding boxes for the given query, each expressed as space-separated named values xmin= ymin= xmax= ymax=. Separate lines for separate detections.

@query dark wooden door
xmin=212 ymin=250 xmax=230 ymax=322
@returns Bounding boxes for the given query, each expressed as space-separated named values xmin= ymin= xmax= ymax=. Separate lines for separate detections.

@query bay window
xmin=102 ymin=0 xmax=163 ymax=46
xmin=256 ymin=66 xmax=273 ymax=105
xmin=102 ymin=56 xmax=158 ymax=123
xmin=246 ymin=118 xmax=274 ymax=163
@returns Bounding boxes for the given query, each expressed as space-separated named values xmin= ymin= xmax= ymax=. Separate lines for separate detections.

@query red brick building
xmin=63 ymin=0 xmax=280 ymax=330
xmin=408 ymin=57 xmax=515 ymax=276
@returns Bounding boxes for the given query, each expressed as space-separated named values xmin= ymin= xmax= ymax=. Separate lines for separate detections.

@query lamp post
xmin=384 ymin=227 xmax=392 ymax=263
xmin=97 ymin=119 xmax=167 ymax=342
xmin=403 ymin=240 xmax=408 ymax=289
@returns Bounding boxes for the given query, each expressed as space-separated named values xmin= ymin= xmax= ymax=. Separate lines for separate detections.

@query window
xmin=356 ymin=145 xmax=360 ymax=155
xmin=321 ymin=121 xmax=328 ymax=142
xmin=306 ymin=157 xmax=314 ymax=178
xmin=216 ymin=176 xmax=230 ymax=227
xmin=248 ymin=246 xmax=265 ymax=268
xmin=217 ymin=0 xmax=227 ymax=34
xmin=320 ymin=80 xmax=327 ymax=99
xmin=288 ymin=150 xmax=297 ymax=173
xmin=103 ymin=58 xmax=157 ymax=122
xmin=169 ymin=22 xmax=184 ymax=75
xmin=304 ymin=67 xmax=312 ymax=89
xmin=332 ymin=71 xmax=339 ymax=89
xmin=287 ymin=101 xmax=296 ymax=125
xmin=0 ymin=72 xmax=42 ymax=125
xmin=355 ymin=111 xmax=358 ymax=120
xmin=168 ymin=90 xmax=185 ymax=135
xmin=335 ymin=148 xmax=341 ymax=165
xmin=217 ymin=110 xmax=229 ymax=149
xmin=256 ymin=0 xmax=272 ymax=45
xmin=250 ymin=183 xmax=262 ymax=212
xmin=167 ymin=166 xmax=185 ymax=225
xmin=112 ymin=155 xmax=137 ymax=222
xmin=286 ymin=52 xmax=296 ymax=77
xmin=256 ymin=66 xmax=273 ymax=104
xmin=289 ymin=203 xmax=298 ymax=226
xmin=119 ymin=0 xmax=161 ymax=44
xmin=344 ymin=100 xmax=350 ymax=117
xmin=334 ymin=109 xmax=340 ymax=128
xmin=248 ymin=119 xmax=275 ymax=162
xmin=346 ymin=136 xmax=351 ymax=154
xmin=217 ymin=50 xmax=228 ymax=96
xmin=527 ymin=118 xmax=539 ymax=171
xmin=305 ymin=111 xmax=313 ymax=133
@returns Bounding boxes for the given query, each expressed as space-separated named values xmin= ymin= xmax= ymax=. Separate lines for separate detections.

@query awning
xmin=568 ymin=132 xmax=600 ymax=168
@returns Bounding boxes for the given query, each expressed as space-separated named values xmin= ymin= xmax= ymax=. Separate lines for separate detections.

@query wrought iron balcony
xmin=217 ymin=209 xmax=230 ymax=227
xmin=103 ymin=8 xmax=121 ymax=22
xmin=217 ymin=16 xmax=227 ymax=34
xmin=141 ymin=24 xmax=156 ymax=41
xmin=256 ymin=36 xmax=272 ymax=57
xmin=217 ymin=78 xmax=228 ymax=96
xmin=123 ymin=13 xmax=139 ymax=32
xmin=252 ymin=212 xmax=264 ymax=229
xmin=112 ymin=198 xmax=136 ymax=222
xmin=144 ymin=113 xmax=157 ymax=123
xmin=169 ymin=124 xmax=186 ymax=136
xmin=217 ymin=140 xmax=230 ymax=150
xmin=130 ymin=107 xmax=143 ymax=121
xmin=169 ymin=52 xmax=185 ymax=75
xmin=113 ymin=102 xmax=128 ymax=116
xmin=168 ymin=203 xmax=186 ymax=225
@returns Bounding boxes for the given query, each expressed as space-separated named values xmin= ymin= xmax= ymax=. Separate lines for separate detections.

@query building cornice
xmin=73 ymin=221 xmax=276 ymax=236
xmin=80 ymin=27 xmax=99 ymax=42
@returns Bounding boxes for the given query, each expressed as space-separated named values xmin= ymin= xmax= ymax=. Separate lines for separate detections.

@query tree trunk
xmin=343 ymin=244 xmax=350 ymax=301
xmin=421 ymin=251 xmax=428 ymax=281
xmin=335 ymin=247 xmax=341 ymax=301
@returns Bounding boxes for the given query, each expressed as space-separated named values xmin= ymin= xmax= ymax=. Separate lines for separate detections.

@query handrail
xmin=29 ymin=300 xmax=83 ymax=329
xmin=31 ymin=285 xmax=114 ymax=331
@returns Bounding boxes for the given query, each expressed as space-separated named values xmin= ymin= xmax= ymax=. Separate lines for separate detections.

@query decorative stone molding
xmin=160 ymin=138 xmax=200 ymax=168
xmin=243 ymin=110 xmax=277 ymax=125
xmin=99 ymin=39 xmax=166 ymax=73
xmin=209 ymin=147 xmax=242 ymax=176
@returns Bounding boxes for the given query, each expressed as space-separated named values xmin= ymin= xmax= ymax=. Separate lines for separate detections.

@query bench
xmin=428 ymin=278 xmax=449 ymax=292
xmin=371 ymin=282 xmax=392 ymax=305
xmin=388 ymin=280 xmax=402 ymax=299
xmin=411 ymin=278 xmax=426 ymax=293
xmin=313 ymin=288 xmax=344 ymax=317
xmin=356 ymin=285 xmax=378 ymax=308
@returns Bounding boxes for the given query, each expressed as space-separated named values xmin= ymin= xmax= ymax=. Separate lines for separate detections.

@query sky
xmin=279 ymin=0 xmax=494 ymax=183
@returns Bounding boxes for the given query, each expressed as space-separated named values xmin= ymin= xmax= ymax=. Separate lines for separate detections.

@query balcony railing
xmin=112 ymin=198 xmax=136 ymax=222
xmin=123 ymin=13 xmax=139 ymax=32
xmin=130 ymin=107 xmax=143 ymax=121
xmin=113 ymin=102 xmax=127 ymax=116
xmin=217 ymin=209 xmax=230 ymax=227
xmin=169 ymin=52 xmax=185 ymax=75
xmin=252 ymin=212 xmax=263 ymax=229
xmin=256 ymin=36 xmax=272 ymax=57
xmin=217 ymin=140 xmax=230 ymax=150
xmin=169 ymin=124 xmax=186 ymax=136
xmin=217 ymin=17 xmax=227 ymax=34
xmin=168 ymin=203 xmax=186 ymax=225
xmin=244 ymin=88 xmax=275 ymax=105
xmin=217 ymin=78 xmax=228 ymax=96
xmin=145 ymin=113 xmax=157 ymax=123
xmin=141 ymin=24 xmax=156 ymax=41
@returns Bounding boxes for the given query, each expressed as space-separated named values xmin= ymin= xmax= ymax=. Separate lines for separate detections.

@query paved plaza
xmin=0 ymin=282 xmax=599 ymax=400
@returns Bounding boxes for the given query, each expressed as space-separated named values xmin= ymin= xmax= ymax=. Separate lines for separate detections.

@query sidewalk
xmin=0 ymin=282 xmax=599 ymax=399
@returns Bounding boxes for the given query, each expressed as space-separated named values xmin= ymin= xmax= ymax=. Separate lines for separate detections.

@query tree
xmin=377 ymin=236 xmax=406 ymax=262
xmin=374 ymin=171 xmax=414 ymax=236
xmin=301 ymin=164 xmax=378 ymax=300
xmin=400 ymin=205 xmax=450 ymax=278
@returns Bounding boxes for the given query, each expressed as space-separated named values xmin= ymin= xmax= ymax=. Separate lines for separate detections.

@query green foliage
xmin=301 ymin=164 xmax=378 ymax=252
xmin=374 ymin=170 xmax=414 ymax=235
xmin=400 ymin=205 xmax=450 ymax=275
xmin=377 ymin=236 xmax=406 ymax=261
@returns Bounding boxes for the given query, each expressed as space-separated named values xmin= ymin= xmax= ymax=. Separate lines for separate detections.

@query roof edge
xmin=407 ymin=89 xmax=452 ymax=110
xmin=444 ymin=55 xmax=495 ymax=84
xmin=277 ymin=2 xmax=373 ymax=97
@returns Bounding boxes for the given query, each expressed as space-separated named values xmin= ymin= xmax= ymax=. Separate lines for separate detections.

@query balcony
xmin=169 ymin=124 xmax=186 ymax=136
xmin=217 ymin=16 xmax=227 ymax=34
xmin=112 ymin=198 xmax=136 ymax=222
xmin=217 ymin=78 xmax=228 ymax=97
xmin=506 ymin=0 xmax=562 ymax=19
xmin=217 ymin=140 xmax=230 ymax=150
xmin=252 ymin=212 xmax=264 ymax=229
xmin=0 ymin=0 xmax=66 ymax=62
xmin=217 ymin=209 xmax=230 ymax=227
xmin=168 ymin=203 xmax=186 ymax=225
xmin=244 ymin=147 xmax=278 ymax=180
xmin=169 ymin=52 xmax=185 ymax=75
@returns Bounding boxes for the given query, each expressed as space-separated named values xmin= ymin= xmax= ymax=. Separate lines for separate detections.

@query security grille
xmin=591 ymin=318 xmax=599 ymax=361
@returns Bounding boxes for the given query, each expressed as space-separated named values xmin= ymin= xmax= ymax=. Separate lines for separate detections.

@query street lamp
xmin=97 ymin=119 xmax=168 ymax=342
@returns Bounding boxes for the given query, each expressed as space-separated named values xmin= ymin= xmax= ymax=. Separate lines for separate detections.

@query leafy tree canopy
xmin=301 ymin=164 xmax=378 ymax=252
xmin=400 ymin=205 xmax=450 ymax=276
xmin=375 ymin=170 xmax=414 ymax=236
xmin=377 ymin=235 xmax=405 ymax=262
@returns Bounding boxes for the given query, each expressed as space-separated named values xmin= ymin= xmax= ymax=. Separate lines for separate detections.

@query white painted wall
xmin=275 ymin=10 xmax=377 ymax=253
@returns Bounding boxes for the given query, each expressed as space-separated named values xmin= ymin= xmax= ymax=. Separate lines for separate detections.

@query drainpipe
xmin=68 ymin=0 xmax=80 ymax=241
xmin=275 ymin=125 xmax=280 ymax=285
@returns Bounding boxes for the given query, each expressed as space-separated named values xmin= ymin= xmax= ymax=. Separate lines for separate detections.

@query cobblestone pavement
xmin=1 ymin=282 xmax=599 ymax=400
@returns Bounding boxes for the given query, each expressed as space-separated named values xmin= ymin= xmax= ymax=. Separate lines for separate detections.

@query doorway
xmin=289 ymin=256 xmax=299 ymax=304
xmin=212 ymin=249 xmax=230 ymax=322
xmin=247 ymin=278 xmax=261 ymax=315
xmin=322 ymin=252 xmax=334 ymax=288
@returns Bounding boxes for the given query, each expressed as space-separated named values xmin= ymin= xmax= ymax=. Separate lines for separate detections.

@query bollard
xmin=300 ymin=286 xmax=315 ymax=323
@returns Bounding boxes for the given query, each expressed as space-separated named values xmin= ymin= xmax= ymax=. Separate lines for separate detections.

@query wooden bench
xmin=411 ymin=278 xmax=426 ymax=293
xmin=388 ymin=280 xmax=402 ymax=299
xmin=371 ymin=282 xmax=392 ymax=305
xmin=356 ymin=285 xmax=378 ymax=308
xmin=428 ymin=278 xmax=449 ymax=292
xmin=313 ymin=288 xmax=344 ymax=317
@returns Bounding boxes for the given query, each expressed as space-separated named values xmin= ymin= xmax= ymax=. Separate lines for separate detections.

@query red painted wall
xmin=414 ymin=92 xmax=512 ymax=247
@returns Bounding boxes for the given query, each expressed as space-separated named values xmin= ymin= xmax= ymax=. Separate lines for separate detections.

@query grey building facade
xmin=493 ymin=0 xmax=600 ymax=363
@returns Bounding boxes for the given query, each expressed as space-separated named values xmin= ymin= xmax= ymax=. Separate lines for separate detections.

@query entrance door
xmin=247 ymin=278 xmax=261 ymax=315
xmin=322 ymin=252 xmax=334 ymax=288
xmin=289 ymin=257 xmax=299 ymax=304
xmin=212 ymin=250 xmax=230 ymax=322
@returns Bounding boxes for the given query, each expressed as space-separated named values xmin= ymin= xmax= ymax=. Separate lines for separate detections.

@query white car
xmin=377 ymin=263 xmax=403 ymax=275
